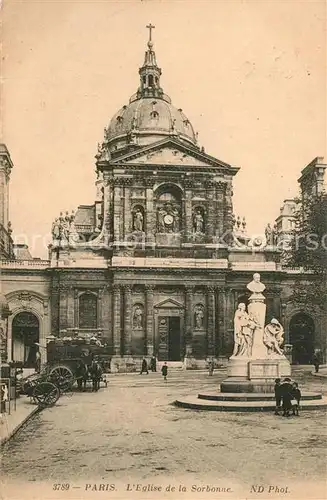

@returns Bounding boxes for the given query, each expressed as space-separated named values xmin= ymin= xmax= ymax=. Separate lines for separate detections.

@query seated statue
xmin=263 ymin=318 xmax=284 ymax=356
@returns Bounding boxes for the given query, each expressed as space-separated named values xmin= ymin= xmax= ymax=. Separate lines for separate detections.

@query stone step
xmin=173 ymin=396 xmax=327 ymax=412
xmin=197 ymin=391 xmax=322 ymax=402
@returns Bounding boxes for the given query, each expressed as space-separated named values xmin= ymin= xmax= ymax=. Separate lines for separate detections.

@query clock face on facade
xmin=164 ymin=214 xmax=174 ymax=225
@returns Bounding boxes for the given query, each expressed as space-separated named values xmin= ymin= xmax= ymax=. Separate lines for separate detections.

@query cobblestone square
xmin=1 ymin=367 xmax=326 ymax=500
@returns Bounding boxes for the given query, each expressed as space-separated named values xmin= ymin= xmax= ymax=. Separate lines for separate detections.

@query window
xmin=79 ymin=293 xmax=98 ymax=329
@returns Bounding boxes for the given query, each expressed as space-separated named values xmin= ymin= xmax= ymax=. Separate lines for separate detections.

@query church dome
xmin=106 ymin=97 xmax=196 ymax=147
xmin=103 ymin=25 xmax=197 ymax=153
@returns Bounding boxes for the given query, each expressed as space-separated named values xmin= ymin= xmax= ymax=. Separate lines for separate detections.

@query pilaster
xmin=123 ymin=285 xmax=132 ymax=355
xmin=185 ymin=286 xmax=194 ymax=354
xmin=112 ymin=285 xmax=122 ymax=355
xmin=206 ymin=285 xmax=216 ymax=355
xmin=145 ymin=284 xmax=155 ymax=355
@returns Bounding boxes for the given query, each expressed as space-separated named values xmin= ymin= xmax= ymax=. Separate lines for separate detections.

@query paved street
xmin=1 ymin=368 xmax=327 ymax=500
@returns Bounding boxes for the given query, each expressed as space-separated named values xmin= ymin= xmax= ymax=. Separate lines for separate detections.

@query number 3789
xmin=53 ymin=484 xmax=70 ymax=491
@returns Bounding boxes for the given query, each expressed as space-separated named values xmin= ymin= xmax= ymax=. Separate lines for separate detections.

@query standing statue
xmin=133 ymin=208 xmax=144 ymax=232
xmin=232 ymin=303 xmax=257 ymax=357
xmin=246 ymin=273 xmax=267 ymax=358
xmin=272 ymin=223 xmax=279 ymax=246
xmin=265 ymin=223 xmax=273 ymax=246
xmin=52 ymin=219 xmax=60 ymax=243
xmin=263 ymin=318 xmax=285 ymax=357
xmin=157 ymin=207 xmax=166 ymax=232
xmin=172 ymin=207 xmax=180 ymax=233
xmin=68 ymin=211 xmax=79 ymax=245
xmin=194 ymin=305 xmax=204 ymax=329
xmin=193 ymin=209 xmax=204 ymax=233
xmin=133 ymin=306 xmax=144 ymax=329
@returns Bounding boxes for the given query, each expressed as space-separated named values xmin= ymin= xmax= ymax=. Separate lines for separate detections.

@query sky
xmin=1 ymin=0 xmax=326 ymax=259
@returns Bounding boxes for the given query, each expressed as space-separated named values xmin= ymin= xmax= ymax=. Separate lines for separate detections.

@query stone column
xmin=145 ymin=285 xmax=155 ymax=355
xmin=112 ymin=285 xmax=122 ymax=355
xmin=101 ymin=174 xmax=113 ymax=239
xmin=74 ymin=289 xmax=79 ymax=331
xmin=216 ymin=287 xmax=224 ymax=355
xmin=205 ymin=181 xmax=215 ymax=241
xmin=59 ymin=285 xmax=68 ymax=334
xmin=123 ymin=181 xmax=132 ymax=239
xmin=50 ymin=280 xmax=60 ymax=336
xmin=206 ymin=286 xmax=216 ymax=355
xmin=216 ymin=184 xmax=225 ymax=238
xmin=184 ymin=286 xmax=194 ymax=354
xmin=123 ymin=285 xmax=132 ymax=355
xmin=184 ymin=185 xmax=193 ymax=238
xmin=66 ymin=286 xmax=75 ymax=330
xmin=224 ymin=180 xmax=234 ymax=244
xmin=145 ymin=179 xmax=155 ymax=244
xmin=113 ymin=181 xmax=122 ymax=242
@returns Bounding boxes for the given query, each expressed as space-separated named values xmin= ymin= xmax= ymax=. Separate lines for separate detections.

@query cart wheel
xmin=48 ymin=365 xmax=74 ymax=393
xmin=33 ymin=382 xmax=60 ymax=408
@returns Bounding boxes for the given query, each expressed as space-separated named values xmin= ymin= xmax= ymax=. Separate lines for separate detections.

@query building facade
xmin=1 ymin=32 xmax=326 ymax=370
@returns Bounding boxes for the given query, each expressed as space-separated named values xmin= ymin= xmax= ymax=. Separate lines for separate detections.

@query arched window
xmin=79 ymin=292 xmax=98 ymax=329
xmin=148 ymin=75 xmax=154 ymax=86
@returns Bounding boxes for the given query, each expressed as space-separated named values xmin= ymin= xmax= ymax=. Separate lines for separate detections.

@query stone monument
xmin=221 ymin=273 xmax=291 ymax=393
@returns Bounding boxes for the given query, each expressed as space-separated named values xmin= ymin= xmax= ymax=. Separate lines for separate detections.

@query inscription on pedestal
xmin=248 ymin=361 xmax=279 ymax=379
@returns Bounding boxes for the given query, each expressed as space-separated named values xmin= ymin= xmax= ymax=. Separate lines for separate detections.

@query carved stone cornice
xmin=145 ymin=284 xmax=155 ymax=292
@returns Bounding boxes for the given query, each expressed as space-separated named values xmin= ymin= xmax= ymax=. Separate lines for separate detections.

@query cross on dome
xmin=146 ymin=23 xmax=155 ymax=48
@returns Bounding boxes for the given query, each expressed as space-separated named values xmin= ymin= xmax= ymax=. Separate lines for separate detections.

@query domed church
xmin=2 ymin=26 xmax=323 ymax=370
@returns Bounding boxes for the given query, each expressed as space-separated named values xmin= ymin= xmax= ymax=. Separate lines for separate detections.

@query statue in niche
xmin=194 ymin=305 xmax=204 ymax=329
xmin=157 ymin=207 xmax=167 ymax=233
xmin=133 ymin=305 xmax=144 ymax=329
xmin=263 ymin=318 xmax=284 ymax=357
xmin=133 ymin=208 xmax=144 ymax=232
xmin=193 ymin=208 xmax=204 ymax=233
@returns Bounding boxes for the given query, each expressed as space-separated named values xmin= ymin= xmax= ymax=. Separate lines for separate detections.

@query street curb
xmin=311 ymin=371 xmax=327 ymax=378
xmin=0 ymin=406 xmax=40 ymax=447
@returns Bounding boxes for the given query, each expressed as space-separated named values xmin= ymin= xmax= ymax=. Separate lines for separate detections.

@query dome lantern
xmin=137 ymin=24 xmax=164 ymax=100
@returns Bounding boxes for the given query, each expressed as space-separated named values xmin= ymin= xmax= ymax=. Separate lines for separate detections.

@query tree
xmin=284 ymin=192 xmax=327 ymax=310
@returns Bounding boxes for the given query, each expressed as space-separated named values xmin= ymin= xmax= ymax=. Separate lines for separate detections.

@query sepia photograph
xmin=0 ymin=1 xmax=326 ymax=499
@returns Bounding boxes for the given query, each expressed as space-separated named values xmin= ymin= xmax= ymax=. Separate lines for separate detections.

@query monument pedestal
xmin=221 ymin=356 xmax=291 ymax=393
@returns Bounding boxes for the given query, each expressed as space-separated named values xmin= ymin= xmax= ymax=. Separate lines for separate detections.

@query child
xmin=291 ymin=382 xmax=301 ymax=416
xmin=274 ymin=378 xmax=282 ymax=415
xmin=161 ymin=362 xmax=168 ymax=381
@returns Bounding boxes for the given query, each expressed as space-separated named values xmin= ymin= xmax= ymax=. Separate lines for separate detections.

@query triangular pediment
xmin=111 ymin=138 xmax=238 ymax=173
xmin=154 ymin=297 xmax=184 ymax=309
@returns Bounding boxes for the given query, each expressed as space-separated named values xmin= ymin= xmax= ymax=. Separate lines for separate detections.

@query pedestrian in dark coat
xmin=140 ymin=358 xmax=149 ymax=375
xmin=161 ymin=362 xmax=168 ymax=381
xmin=274 ymin=378 xmax=282 ymax=415
xmin=312 ymin=353 xmax=320 ymax=373
xmin=280 ymin=378 xmax=293 ymax=417
xmin=150 ymin=356 xmax=157 ymax=372
xmin=291 ymin=382 xmax=301 ymax=416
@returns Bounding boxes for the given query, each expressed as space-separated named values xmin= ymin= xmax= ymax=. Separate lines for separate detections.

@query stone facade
xmin=1 ymin=32 xmax=325 ymax=369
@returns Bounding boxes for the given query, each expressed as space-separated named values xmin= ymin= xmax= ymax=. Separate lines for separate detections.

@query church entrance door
xmin=12 ymin=312 xmax=40 ymax=368
xmin=168 ymin=317 xmax=181 ymax=361
xmin=157 ymin=316 xmax=182 ymax=361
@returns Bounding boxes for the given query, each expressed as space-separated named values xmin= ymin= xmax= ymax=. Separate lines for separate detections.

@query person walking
xmin=161 ymin=362 xmax=168 ymax=382
xmin=280 ymin=377 xmax=293 ymax=417
xmin=150 ymin=356 xmax=157 ymax=372
xmin=208 ymin=359 xmax=214 ymax=376
xmin=291 ymin=382 xmax=301 ymax=416
xmin=312 ymin=353 xmax=320 ymax=373
xmin=274 ymin=378 xmax=282 ymax=415
xmin=140 ymin=358 xmax=149 ymax=375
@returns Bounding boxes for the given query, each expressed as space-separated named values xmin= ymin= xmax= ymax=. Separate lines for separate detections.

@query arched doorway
xmin=12 ymin=312 xmax=40 ymax=368
xmin=289 ymin=312 xmax=315 ymax=364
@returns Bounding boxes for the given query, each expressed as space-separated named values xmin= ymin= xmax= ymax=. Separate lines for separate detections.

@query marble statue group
xmin=232 ymin=273 xmax=285 ymax=359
